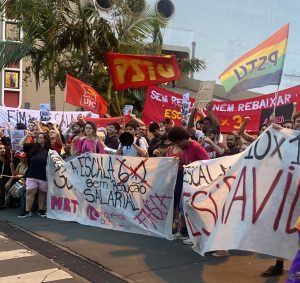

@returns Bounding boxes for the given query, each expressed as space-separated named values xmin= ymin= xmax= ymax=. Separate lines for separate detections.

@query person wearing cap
xmin=46 ymin=119 xmax=58 ymax=130
xmin=5 ymin=152 xmax=28 ymax=207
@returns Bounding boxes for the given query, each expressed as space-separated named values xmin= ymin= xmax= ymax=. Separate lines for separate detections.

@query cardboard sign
xmin=194 ymin=81 xmax=215 ymax=109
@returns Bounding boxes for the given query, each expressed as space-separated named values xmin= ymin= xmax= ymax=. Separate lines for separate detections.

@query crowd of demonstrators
xmin=0 ymin=102 xmax=298 ymax=277
xmin=71 ymin=121 xmax=105 ymax=155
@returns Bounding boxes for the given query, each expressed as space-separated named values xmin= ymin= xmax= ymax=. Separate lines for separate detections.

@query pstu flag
xmin=106 ymin=52 xmax=181 ymax=90
xmin=219 ymin=23 xmax=289 ymax=94
xmin=65 ymin=75 xmax=107 ymax=116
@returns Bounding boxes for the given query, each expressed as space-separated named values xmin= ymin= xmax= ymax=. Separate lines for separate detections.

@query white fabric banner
xmin=47 ymin=151 xmax=179 ymax=238
xmin=183 ymin=126 xmax=300 ymax=260
xmin=0 ymin=106 xmax=98 ymax=129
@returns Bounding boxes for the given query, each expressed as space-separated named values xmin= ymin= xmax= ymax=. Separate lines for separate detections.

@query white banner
xmin=0 ymin=106 xmax=98 ymax=130
xmin=47 ymin=151 xmax=179 ymax=238
xmin=183 ymin=126 xmax=300 ymax=260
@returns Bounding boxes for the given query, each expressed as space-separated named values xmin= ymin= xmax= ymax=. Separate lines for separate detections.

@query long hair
xmin=29 ymin=132 xmax=51 ymax=158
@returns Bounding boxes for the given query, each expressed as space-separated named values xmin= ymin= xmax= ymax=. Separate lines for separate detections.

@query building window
xmin=127 ymin=0 xmax=146 ymax=14
xmin=95 ymin=0 xmax=112 ymax=10
xmin=5 ymin=22 xmax=20 ymax=42
xmin=156 ymin=0 xmax=175 ymax=19
xmin=4 ymin=70 xmax=19 ymax=89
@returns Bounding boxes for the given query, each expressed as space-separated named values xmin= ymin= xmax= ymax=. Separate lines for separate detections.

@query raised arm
xmin=238 ymin=117 xmax=256 ymax=143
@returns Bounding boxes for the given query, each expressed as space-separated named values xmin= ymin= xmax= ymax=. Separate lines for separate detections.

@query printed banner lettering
xmin=183 ymin=127 xmax=300 ymax=259
xmin=106 ymin=52 xmax=181 ymax=90
xmin=47 ymin=151 xmax=179 ymax=238
xmin=142 ymin=85 xmax=300 ymax=132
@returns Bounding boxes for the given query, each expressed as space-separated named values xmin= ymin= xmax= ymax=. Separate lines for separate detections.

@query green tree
xmin=0 ymin=0 xmax=73 ymax=110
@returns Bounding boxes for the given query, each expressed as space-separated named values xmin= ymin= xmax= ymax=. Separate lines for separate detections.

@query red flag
xmin=65 ymin=75 xmax=107 ymax=115
xmin=106 ymin=52 xmax=181 ymax=90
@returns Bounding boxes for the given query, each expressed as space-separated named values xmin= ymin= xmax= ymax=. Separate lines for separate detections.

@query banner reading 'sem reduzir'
xmin=47 ymin=151 xmax=178 ymax=238
xmin=106 ymin=52 xmax=180 ymax=90
xmin=183 ymin=127 xmax=300 ymax=259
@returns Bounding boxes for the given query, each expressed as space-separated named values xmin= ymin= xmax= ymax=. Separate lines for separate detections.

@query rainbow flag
xmin=219 ymin=24 xmax=289 ymax=94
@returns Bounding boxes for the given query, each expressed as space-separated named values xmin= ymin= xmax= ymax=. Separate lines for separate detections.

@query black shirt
xmin=24 ymin=144 xmax=49 ymax=181
xmin=224 ymin=147 xmax=240 ymax=156
xmin=104 ymin=135 xmax=119 ymax=150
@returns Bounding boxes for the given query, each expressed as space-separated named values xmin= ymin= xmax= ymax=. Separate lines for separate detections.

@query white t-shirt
xmin=194 ymin=129 xmax=224 ymax=143
xmin=121 ymin=137 xmax=148 ymax=157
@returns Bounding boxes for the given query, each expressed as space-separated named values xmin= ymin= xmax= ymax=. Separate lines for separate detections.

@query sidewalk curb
xmin=0 ymin=217 xmax=134 ymax=283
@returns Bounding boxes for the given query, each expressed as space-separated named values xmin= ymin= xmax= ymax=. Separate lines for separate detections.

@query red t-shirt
xmin=166 ymin=146 xmax=183 ymax=170
xmin=51 ymin=142 xmax=63 ymax=154
xmin=182 ymin=140 xmax=210 ymax=165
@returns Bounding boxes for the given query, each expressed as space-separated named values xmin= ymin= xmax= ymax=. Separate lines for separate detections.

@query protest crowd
xmin=0 ymin=100 xmax=299 ymax=279
xmin=0 ymin=21 xmax=299 ymax=282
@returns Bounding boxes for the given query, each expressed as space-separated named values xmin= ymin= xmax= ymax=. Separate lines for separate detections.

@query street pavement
xmin=0 ymin=232 xmax=87 ymax=283
xmin=0 ymin=208 xmax=293 ymax=283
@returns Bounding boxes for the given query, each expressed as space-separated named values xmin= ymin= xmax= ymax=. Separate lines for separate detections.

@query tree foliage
xmin=0 ymin=0 xmax=206 ymax=114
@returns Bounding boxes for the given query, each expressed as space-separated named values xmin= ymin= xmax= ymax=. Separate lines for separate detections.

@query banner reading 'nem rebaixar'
xmin=142 ymin=85 xmax=300 ymax=132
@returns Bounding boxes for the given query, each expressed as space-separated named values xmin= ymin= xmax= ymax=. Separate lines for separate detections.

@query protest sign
xmin=260 ymin=103 xmax=294 ymax=126
xmin=181 ymin=92 xmax=190 ymax=117
xmin=0 ymin=106 xmax=98 ymax=130
xmin=194 ymin=81 xmax=215 ymax=109
xmin=47 ymin=151 xmax=179 ymax=238
xmin=123 ymin=105 xmax=133 ymax=115
xmin=10 ymin=130 xmax=25 ymax=151
xmin=40 ymin=104 xmax=51 ymax=122
xmin=183 ymin=127 xmax=300 ymax=259
xmin=142 ymin=85 xmax=300 ymax=132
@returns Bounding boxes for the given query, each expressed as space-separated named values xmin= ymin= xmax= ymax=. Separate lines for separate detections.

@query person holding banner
xmin=262 ymin=112 xmax=300 ymax=277
xmin=18 ymin=133 xmax=51 ymax=218
xmin=167 ymin=127 xmax=210 ymax=242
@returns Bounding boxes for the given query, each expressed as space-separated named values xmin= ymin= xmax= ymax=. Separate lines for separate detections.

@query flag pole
xmin=271 ymin=84 xmax=280 ymax=123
